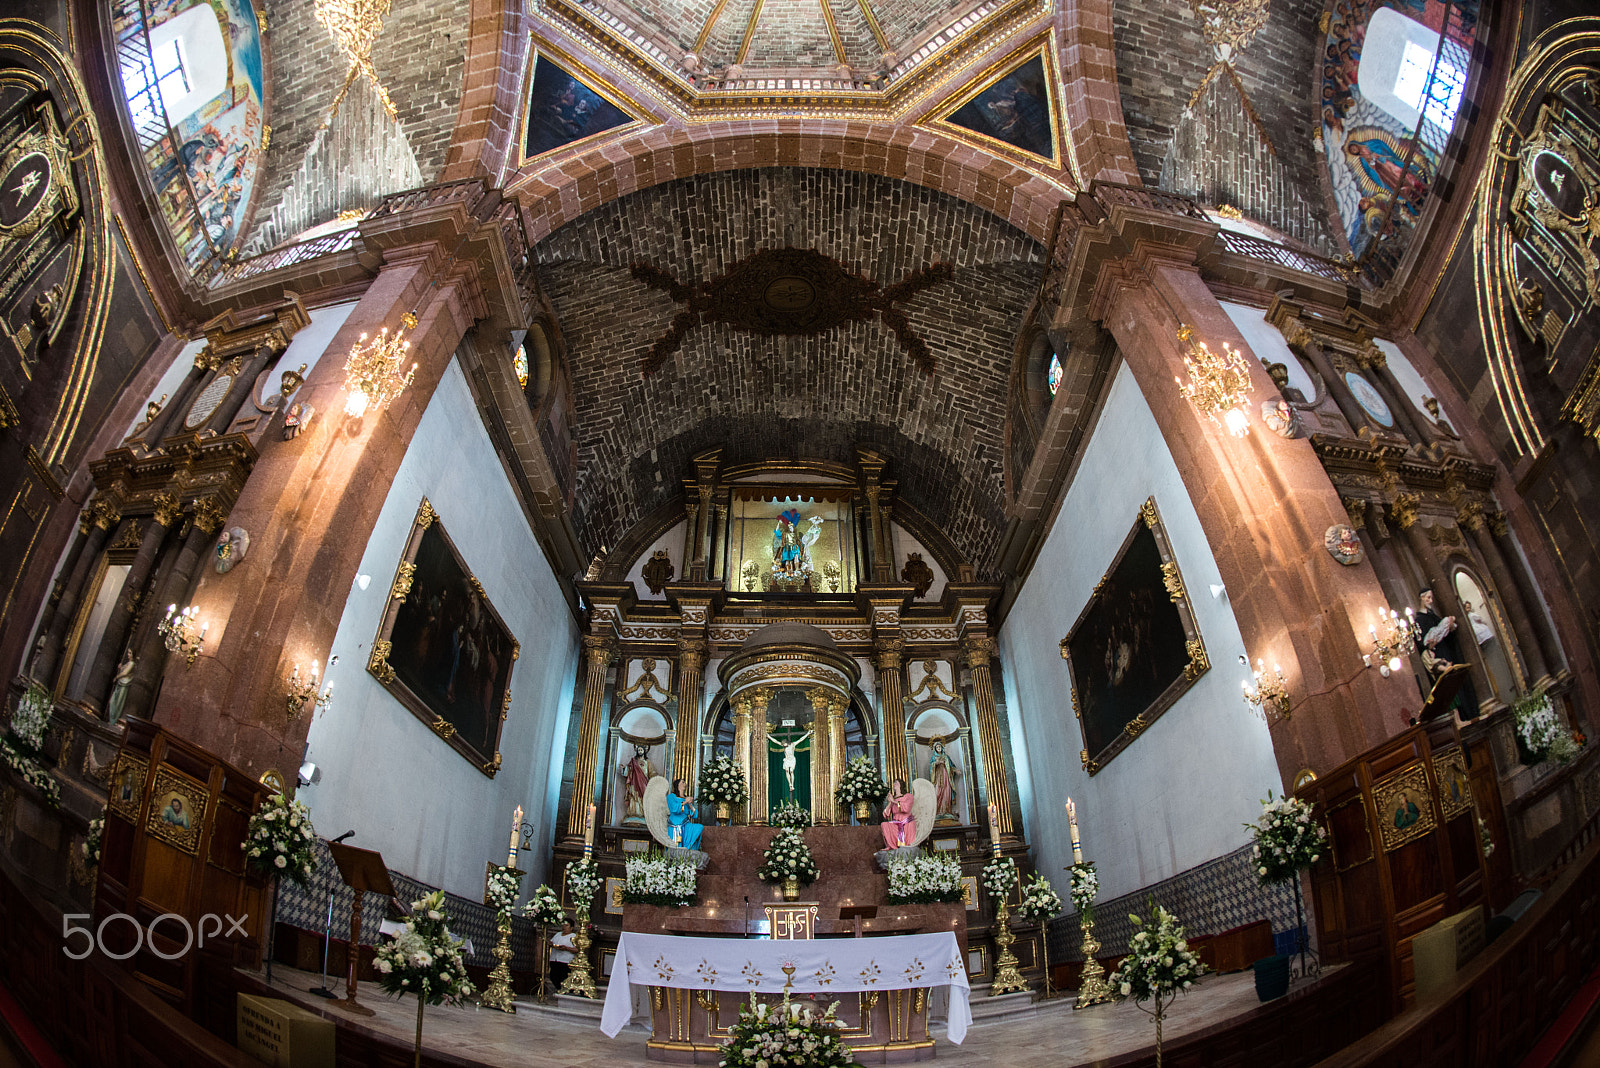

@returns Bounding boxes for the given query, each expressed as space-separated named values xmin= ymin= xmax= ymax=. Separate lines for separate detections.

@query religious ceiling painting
xmin=1470 ymin=23 xmax=1600 ymax=459
xmin=1060 ymin=497 xmax=1208 ymax=776
xmin=727 ymin=487 xmax=859 ymax=595
xmin=521 ymin=44 xmax=638 ymax=163
xmin=111 ymin=0 xmax=265 ymax=275
xmin=936 ymin=41 xmax=1062 ymax=168
xmin=368 ymin=498 xmax=518 ymax=777
xmin=1318 ymin=0 xmax=1477 ymax=283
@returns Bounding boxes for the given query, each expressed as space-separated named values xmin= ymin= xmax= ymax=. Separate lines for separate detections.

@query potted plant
xmin=758 ymin=827 xmax=819 ymax=901
xmin=720 ymin=989 xmax=863 ymax=1067
xmin=622 ymin=850 xmax=699 ymax=907
xmin=1 ymin=684 xmax=60 ymax=807
xmin=698 ymin=753 xmax=749 ymax=824
xmin=242 ymin=792 xmax=318 ymax=982
xmin=373 ymin=891 xmax=475 ymax=1068
xmin=520 ymin=883 xmax=566 ymax=1001
xmin=1016 ymin=872 xmax=1065 ymax=997
xmin=1510 ymin=689 xmax=1585 ymax=766
xmin=835 ymin=755 xmax=888 ymax=822
xmin=770 ymin=799 xmax=812 ymax=829
xmin=885 ymin=850 xmax=963 ymax=904
xmin=1109 ymin=901 xmax=1204 ymax=1067
xmin=1244 ymin=790 xmax=1326 ymax=990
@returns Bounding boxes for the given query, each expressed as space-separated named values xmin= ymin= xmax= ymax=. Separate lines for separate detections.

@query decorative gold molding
xmin=390 ymin=561 xmax=415 ymax=600
xmin=367 ymin=640 xmax=396 ymax=684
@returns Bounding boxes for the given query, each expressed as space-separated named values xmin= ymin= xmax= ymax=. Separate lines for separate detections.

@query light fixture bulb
xmin=1224 ymin=407 xmax=1251 ymax=436
xmin=344 ymin=389 xmax=371 ymax=418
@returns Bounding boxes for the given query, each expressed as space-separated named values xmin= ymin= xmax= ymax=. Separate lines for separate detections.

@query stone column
xmin=140 ymin=348 xmax=216 ymax=446
xmin=201 ymin=344 xmax=279 ymax=433
xmin=1393 ymin=496 xmax=1492 ymax=711
xmin=693 ymin=486 xmax=713 ymax=581
xmin=26 ymin=505 xmax=97 ymax=679
xmin=31 ymin=498 xmax=119 ymax=684
xmin=567 ymin=635 xmax=616 ymax=839
xmin=807 ymin=687 xmax=833 ymax=825
xmin=1361 ymin=344 xmax=1438 ymax=445
xmin=964 ymin=636 xmax=1013 ymax=836
xmin=672 ymin=639 xmax=708 ymax=786
xmin=682 ymin=499 xmax=699 ymax=577
xmin=876 ymin=640 xmax=908 ymax=789
xmin=749 ymin=689 xmax=771 ymax=825
xmin=1486 ymin=511 xmax=1562 ymax=686
xmin=1282 ymin=322 xmax=1372 ymax=436
xmin=122 ymin=497 xmax=229 ymax=721
xmin=82 ymin=493 xmax=182 ymax=714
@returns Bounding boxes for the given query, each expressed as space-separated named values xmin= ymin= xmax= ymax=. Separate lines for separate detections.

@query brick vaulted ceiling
xmin=534 ymin=168 xmax=1045 ymax=575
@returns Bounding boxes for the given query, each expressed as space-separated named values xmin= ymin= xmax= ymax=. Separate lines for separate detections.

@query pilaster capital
xmin=1361 ymin=342 xmax=1387 ymax=370
xmin=1488 ymin=511 xmax=1511 ymax=538
xmin=1280 ymin=321 xmax=1314 ymax=349
xmin=1456 ymin=500 xmax=1485 ymax=531
xmin=582 ymin=634 xmax=617 ymax=668
xmin=963 ymin=637 xmax=995 ymax=670
xmin=193 ymin=344 xmax=221 ymax=372
xmin=1391 ymin=493 xmax=1421 ymax=530
xmin=676 ymin=638 xmax=709 ymax=675
xmin=191 ymin=496 xmax=229 ymax=535
xmin=1342 ymin=497 xmax=1367 ymax=529
xmin=77 ymin=504 xmax=96 ymax=535
xmin=89 ymin=497 xmax=122 ymax=531
xmin=875 ymin=639 xmax=904 ymax=671
xmin=152 ymin=492 xmax=182 ymax=527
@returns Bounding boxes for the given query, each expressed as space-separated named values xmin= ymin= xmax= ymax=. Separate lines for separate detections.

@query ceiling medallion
xmin=631 ymin=248 xmax=954 ymax=376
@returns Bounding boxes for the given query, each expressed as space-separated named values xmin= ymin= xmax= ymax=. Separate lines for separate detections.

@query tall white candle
xmin=1066 ymin=798 xmax=1083 ymax=864
xmin=508 ymin=805 xmax=522 ymax=867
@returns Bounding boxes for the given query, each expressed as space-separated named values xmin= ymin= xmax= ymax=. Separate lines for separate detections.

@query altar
xmin=602 ymin=930 xmax=969 ymax=1063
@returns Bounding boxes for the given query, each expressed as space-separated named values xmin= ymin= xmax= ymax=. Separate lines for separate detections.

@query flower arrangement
xmin=981 ymin=855 xmax=1017 ymax=900
xmin=243 ymin=792 xmax=317 ymax=886
xmin=1 ymin=684 xmax=59 ymax=807
xmin=565 ymin=856 xmax=603 ymax=910
xmin=83 ymin=814 xmax=105 ymax=868
xmin=485 ymin=864 xmax=522 ymax=919
xmin=835 ymin=755 xmax=888 ymax=806
xmin=1067 ymin=861 xmax=1099 ymax=922
xmin=622 ymin=850 xmax=699 ymax=907
xmin=520 ymin=883 xmax=566 ymax=926
xmin=1110 ymin=900 xmax=1204 ymax=1003
xmin=885 ymin=850 xmax=963 ymax=904
xmin=770 ymin=799 xmax=812 ymax=829
xmin=698 ymin=753 xmax=750 ymax=805
xmin=1511 ymin=690 xmax=1584 ymax=765
xmin=374 ymin=890 xmax=475 ymax=1062
xmin=719 ymin=993 xmax=862 ymax=1068
xmin=757 ymin=827 xmax=820 ymax=886
xmin=1245 ymin=791 xmax=1326 ymax=886
xmin=1016 ymin=871 xmax=1064 ymax=926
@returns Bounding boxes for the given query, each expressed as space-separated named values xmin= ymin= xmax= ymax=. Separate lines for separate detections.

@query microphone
xmin=332 ymin=830 xmax=355 ymax=843
xmin=745 ymin=896 xmax=751 ymax=939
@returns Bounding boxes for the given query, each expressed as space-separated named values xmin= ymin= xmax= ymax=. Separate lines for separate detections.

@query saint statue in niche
xmin=618 ymin=745 xmax=652 ymax=823
xmin=770 ymin=730 xmax=812 ymax=797
xmin=928 ymin=740 xmax=960 ymax=822
xmin=770 ymin=510 xmax=823 ymax=577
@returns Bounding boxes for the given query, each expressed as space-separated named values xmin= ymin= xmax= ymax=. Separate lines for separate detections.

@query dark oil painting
xmin=387 ymin=522 xmax=515 ymax=763
xmin=1066 ymin=523 xmax=1190 ymax=759
xmin=523 ymin=54 xmax=632 ymax=160
xmin=944 ymin=55 xmax=1054 ymax=161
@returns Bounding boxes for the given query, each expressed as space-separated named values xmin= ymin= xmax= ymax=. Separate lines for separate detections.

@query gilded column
xmin=876 ymin=640 xmax=908 ymax=789
xmin=672 ymin=639 xmax=708 ymax=786
xmin=1485 ymin=511 xmax=1561 ymax=687
xmin=807 ymin=687 xmax=833 ymax=824
xmin=567 ymin=635 xmax=616 ymax=839
xmin=828 ymin=693 xmax=848 ymax=826
xmin=964 ymin=636 xmax=1013 ymax=836
xmin=733 ymin=694 xmax=753 ymax=823
xmin=83 ymin=493 xmax=183 ymax=713
xmin=1393 ymin=497 xmax=1492 ymax=711
xmin=749 ymin=689 xmax=771 ymax=824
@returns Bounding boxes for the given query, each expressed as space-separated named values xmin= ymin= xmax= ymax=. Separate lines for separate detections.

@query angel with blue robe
xmin=668 ymin=778 xmax=703 ymax=850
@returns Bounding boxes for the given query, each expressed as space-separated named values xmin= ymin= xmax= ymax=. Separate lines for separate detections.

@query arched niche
xmin=609 ymin=702 xmax=669 ymax=827
xmin=908 ymin=703 xmax=974 ymax=827
xmin=1451 ymin=565 xmax=1520 ymax=702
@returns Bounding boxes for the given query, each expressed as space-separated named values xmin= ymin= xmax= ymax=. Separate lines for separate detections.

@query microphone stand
xmin=310 ymin=831 xmax=355 ymax=998
xmin=744 ymin=896 xmax=750 ymax=939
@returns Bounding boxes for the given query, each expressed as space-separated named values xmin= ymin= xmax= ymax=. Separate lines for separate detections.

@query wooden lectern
xmin=326 ymin=842 xmax=395 ymax=1017
xmin=1419 ymin=664 xmax=1470 ymax=721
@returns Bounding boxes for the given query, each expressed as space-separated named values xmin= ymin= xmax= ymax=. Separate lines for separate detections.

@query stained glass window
xmin=1047 ymin=352 xmax=1062 ymax=396
xmin=514 ymin=344 xmax=529 ymax=390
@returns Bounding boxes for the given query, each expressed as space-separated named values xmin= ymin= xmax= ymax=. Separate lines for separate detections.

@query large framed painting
xmin=368 ymin=499 xmax=517 ymax=777
xmin=1059 ymin=497 xmax=1209 ymax=775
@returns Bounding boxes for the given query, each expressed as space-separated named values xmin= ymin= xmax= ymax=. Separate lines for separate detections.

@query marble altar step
xmin=512 ymin=991 xmax=646 ymax=1030
xmin=959 ymin=984 xmax=1076 ymax=1027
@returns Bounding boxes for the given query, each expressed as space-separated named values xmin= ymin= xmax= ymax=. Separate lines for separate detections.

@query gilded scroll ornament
xmin=1183 ymin=639 xmax=1210 ymax=680
xmin=1161 ymin=561 xmax=1186 ymax=601
xmin=416 ymin=498 xmax=436 ymax=529
xmin=367 ymin=640 xmax=396 ymax=684
xmin=391 ymin=561 xmax=416 ymax=600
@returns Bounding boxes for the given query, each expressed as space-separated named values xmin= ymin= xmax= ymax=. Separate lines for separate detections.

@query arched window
xmin=1357 ymin=7 xmax=1468 ymax=147
xmin=1047 ymin=351 xmax=1063 ymax=397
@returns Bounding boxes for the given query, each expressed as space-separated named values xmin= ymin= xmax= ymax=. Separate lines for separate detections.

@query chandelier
xmin=314 ymin=0 xmax=399 ymax=125
xmin=1240 ymin=655 xmax=1289 ymax=722
xmin=342 ymin=312 xmax=417 ymax=417
xmin=157 ymin=604 xmax=207 ymax=666
xmin=1365 ymin=607 xmax=1414 ymax=677
xmin=1174 ymin=324 xmax=1254 ymax=436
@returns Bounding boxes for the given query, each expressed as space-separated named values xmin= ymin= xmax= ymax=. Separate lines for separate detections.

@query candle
xmin=583 ymin=802 xmax=596 ymax=856
xmin=1066 ymin=798 xmax=1083 ymax=863
xmin=291 ymin=663 xmax=299 ymax=682
xmin=987 ymin=801 xmax=998 ymax=837
xmin=508 ymin=805 xmax=523 ymax=867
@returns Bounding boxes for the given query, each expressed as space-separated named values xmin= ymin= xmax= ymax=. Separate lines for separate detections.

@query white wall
xmin=1000 ymin=364 xmax=1280 ymax=900
xmin=299 ymin=358 xmax=579 ymax=897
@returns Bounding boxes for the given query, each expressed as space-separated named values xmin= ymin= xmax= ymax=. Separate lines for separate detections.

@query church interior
xmin=1 ymin=0 xmax=1599 ymax=1064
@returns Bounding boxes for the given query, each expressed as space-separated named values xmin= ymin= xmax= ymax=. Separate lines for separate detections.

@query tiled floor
xmin=255 ymin=961 xmax=1316 ymax=1066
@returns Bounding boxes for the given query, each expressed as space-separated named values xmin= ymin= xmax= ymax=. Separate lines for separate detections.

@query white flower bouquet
xmin=1110 ymin=900 xmax=1204 ymax=1003
xmin=1016 ymin=871 xmax=1064 ymax=926
xmin=485 ymin=864 xmax=523 ymax=919
xmin=520 ymin=882 xmax=566 ymax=926
xmin=835 ymin=755 xmax=888 ymax=806
xmin=698 ymin=753 xmax=750 ymax=805
xmin=622 ymin=850 xmax=699 ymax=906
xmin=770 ymin=799 xmax=812 ymax=829
xmin=374 ymin=890 xmax=475 ymax=1006
xmin=885 ymin=850 xmax=963 ymax=904
xmin=1 ymin=684 xmax=59 ymax=807
xmin=981 ymin=855 xmax=1017 ymax=901
xmin=242 ymin=792 xmax=318 ymax=886
xmin=565 ymin=856 xmax=603 ymax=910
xmin=83 ymin=814 xmax=105 ymax=868
xmin=1245 ymin=791 xmax=1326 ymax=886
xmin=719 ymin=993 xmax=861 ymax=1068
xmin=1512 ymin=690 xmax=1584 ymax=765
xmin=1067 ymin=861 xmax=1099 ymax=922
xmin=757 ymin=827 xmax=820 ymax=885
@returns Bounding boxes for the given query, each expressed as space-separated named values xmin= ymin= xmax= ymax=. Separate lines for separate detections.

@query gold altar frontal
xmin=644 ymin=984 xmax=934 ymax=1064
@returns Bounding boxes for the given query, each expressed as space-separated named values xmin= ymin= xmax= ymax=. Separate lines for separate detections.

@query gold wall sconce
xmin=1364 ymin=607 xmax=1413 ymax=677
xmin=158 ymin=604 xmax=207 ymax=666
xmin=342 ymin=312 xmax=418 ymax=417
xmin=286 ymin=655 xmax=338 ymax=721
xmin=1175 ymin=324 xmax=1253 ymax=437
xmin=1240 ymin=654 xmax=1290 ymax=722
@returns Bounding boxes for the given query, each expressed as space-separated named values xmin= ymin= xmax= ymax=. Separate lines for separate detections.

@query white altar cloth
xmin=601 ymin=930 xmax=971 ymax=1043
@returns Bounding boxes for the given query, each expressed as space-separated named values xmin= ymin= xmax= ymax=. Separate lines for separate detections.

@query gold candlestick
xmin=559 ymin=905 xmax=599 ymax=999
xmin=480 ymin=911 xmax=517 ymax=1012
xmin=537 ymin=923 xmax=553 ymax=1003
xmin=1073 ymin=916 xmax=1114 ymax=1009
xmin=989 ymin=896 xmax=1029 ymax=996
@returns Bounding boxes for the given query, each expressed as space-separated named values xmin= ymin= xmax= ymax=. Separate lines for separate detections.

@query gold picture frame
xmin=145 ymin=766 xmax=206 ymax=855
xmin=605 ymin=876 xmax=624 ymax=914
xmin=1373 ymin=764 xmax=1436 ymax=852
xmin=1434 ymin=747 xmax=1472 ymax=821
xmin=107 ymin=752 xmax=148 ymax=821
xmin=960 ymin=875 xmax=978 ymax=911
xmin=368 ymin=499 xmax=516 ymax=777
